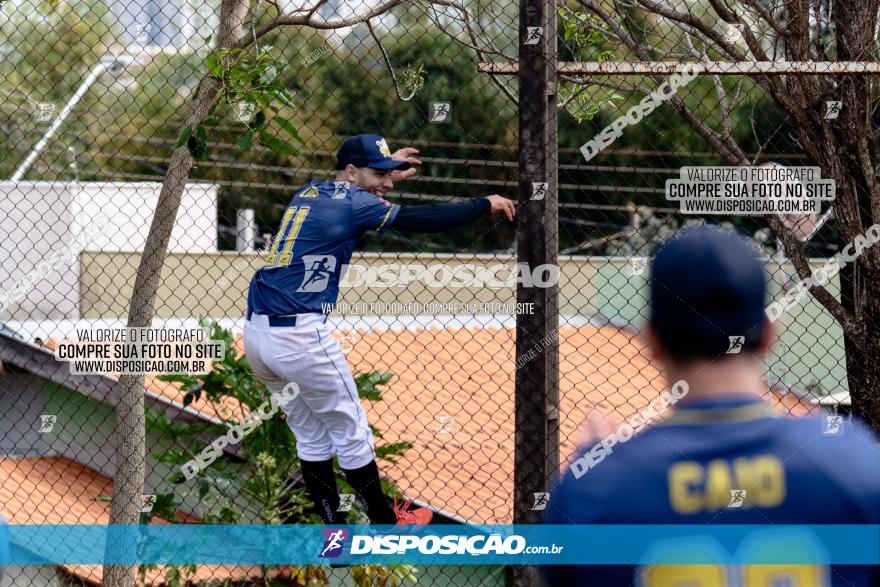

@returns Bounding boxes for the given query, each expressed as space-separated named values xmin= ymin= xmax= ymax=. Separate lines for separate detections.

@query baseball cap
xmin=335 ymin=134 xmax=411 ymax=171
xmin=649 ymin=225 xmax=768 ymax=361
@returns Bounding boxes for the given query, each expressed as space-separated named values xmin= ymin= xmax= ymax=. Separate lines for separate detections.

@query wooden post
xmin=509 ymin=0 xmax=558 ymax=583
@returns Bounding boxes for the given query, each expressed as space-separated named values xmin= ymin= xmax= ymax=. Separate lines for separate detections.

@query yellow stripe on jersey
xmin=277 ymin=207 xmax=310 ymax=267
xmin=299 ymin=185 xmax=319 ymax=198
xmin=266 ymin=207 xmax=295 ymax=266
xmin=376 ymin=205 xmax=396 ymax=232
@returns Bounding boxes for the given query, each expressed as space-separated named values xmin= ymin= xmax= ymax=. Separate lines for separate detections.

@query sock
xmin=299 ymin=458 xmax=347 ymax=524
xmin=343 ymin=460 xmax=395 ymax=524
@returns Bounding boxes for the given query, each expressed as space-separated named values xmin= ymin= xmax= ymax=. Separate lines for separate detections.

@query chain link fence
xmin=1 ymin=0 xmax=875 ymax=585
xmin=546 ymin=0 xmax=874 ymax=431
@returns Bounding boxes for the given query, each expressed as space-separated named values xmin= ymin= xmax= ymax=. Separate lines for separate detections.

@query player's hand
xmin=390 ymin=147 xmax=421 ymax=182
xmin=486 ymin=195 xmax=516 ymax=221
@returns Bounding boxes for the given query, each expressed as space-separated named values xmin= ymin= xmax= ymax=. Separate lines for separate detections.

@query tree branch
xmin=667 ymin=93 xmax=750 ymax=165
xmin=420 ymin=0 xmax=513 ymax=58
xmin=565 ymin=76 xmax=650 ymax=93
xmin=557 ymin=82 xmax=594 ymax=112
xmin=576 ymin=0 xmax=658 ymax=61
xmin=711 ymin=72 xmax=734 ymax=141
xmin=748 ymin=105 xmax=787 ymax=165
xmin=575 ymin=2 xmax=752 ymax=162
xmin=636 ymin=0 xmax=797 ymax=108
xmin=416 ymin=0 xmax=519 ymax=105
xmin=262 ymin=0 xmax=282 ymax=17
xmin=768 ymin=215 xmax=865 ymax=344
xmin=306 ymin=0 xmax=330 ymax=20
xmin=367 ymin=20 xmax=420 ymax=101
xmin=858 ymin=136 xmax=880 ymax=235
xmin=741 ymin=0 xmax=792 ymax=43
xmin=232 ymin=0 xmax=407 ymax=49
xmin=559 ymin=3 xmax=628 ymax=46
xmin=634 ymin=0 xmax=748 ymax=60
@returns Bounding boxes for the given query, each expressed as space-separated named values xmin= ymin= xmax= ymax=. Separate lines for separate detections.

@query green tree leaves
xmin=176 ymin=45 xmax=302 ymax=161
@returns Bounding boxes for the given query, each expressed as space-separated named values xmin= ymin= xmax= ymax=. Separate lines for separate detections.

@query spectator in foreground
xmin=541 ymin=226 xmax=880 ymax=586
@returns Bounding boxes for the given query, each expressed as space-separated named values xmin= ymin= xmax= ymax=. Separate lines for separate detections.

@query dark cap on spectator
xmin=335 ymin=134 xmax=411 ymax=171
xmin=649 ymin=225 xmax=768 ymax=361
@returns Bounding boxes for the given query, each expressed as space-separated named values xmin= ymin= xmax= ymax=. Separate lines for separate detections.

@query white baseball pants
xmin=243 ymin=312 xmax=376 ymax=469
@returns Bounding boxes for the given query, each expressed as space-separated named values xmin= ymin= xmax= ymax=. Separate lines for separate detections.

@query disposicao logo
xmin=319 ymin=528 xmax=348 ymax=558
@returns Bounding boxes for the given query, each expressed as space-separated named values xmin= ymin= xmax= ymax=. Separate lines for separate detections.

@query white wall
xmin=0 ymin=182 xmax=77 ymax=320
xmin=69 ymin=181 xmax=217 ymax=253
xmin=0 ymin=181 xmax=217 ymax=320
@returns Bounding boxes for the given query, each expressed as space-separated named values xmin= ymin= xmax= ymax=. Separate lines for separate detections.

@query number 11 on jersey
xmin=266 ymin=206 xmax=310 ymax=268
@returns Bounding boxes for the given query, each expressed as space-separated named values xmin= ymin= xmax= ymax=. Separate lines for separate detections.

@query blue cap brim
xmin=367 ymin=159 xmax=411 ymax=170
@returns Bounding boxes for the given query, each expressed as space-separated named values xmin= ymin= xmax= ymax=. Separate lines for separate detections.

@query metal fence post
xmin=510 ymin=0 xmax=558 ymax=583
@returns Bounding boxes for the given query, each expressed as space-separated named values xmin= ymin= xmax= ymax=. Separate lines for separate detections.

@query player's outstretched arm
xmin=391 ymin=194 xmax=516 ymax=233
xmin=484 ymin=194 xmax=516 ymax=221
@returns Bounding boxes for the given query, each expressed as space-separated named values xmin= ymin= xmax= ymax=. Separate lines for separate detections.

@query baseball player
xmin=244 ymin=134 xmax=516 ymax=526
xmin=541 ymin=226 xmax=880 ymax=586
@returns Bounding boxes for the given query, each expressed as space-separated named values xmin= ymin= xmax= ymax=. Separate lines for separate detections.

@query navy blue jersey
xmin=247 ymin=180 xmax=399 ymax=315
xmin=542 ymin=394 xmax=880 ymax=586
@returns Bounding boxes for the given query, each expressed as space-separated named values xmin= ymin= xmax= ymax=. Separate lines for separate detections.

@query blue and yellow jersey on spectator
xmin=541 ymin=394 xmax=880 ymax=586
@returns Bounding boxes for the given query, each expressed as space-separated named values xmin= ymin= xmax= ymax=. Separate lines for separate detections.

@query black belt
xmin=246 ymin=309 xmax=327 ymax=327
